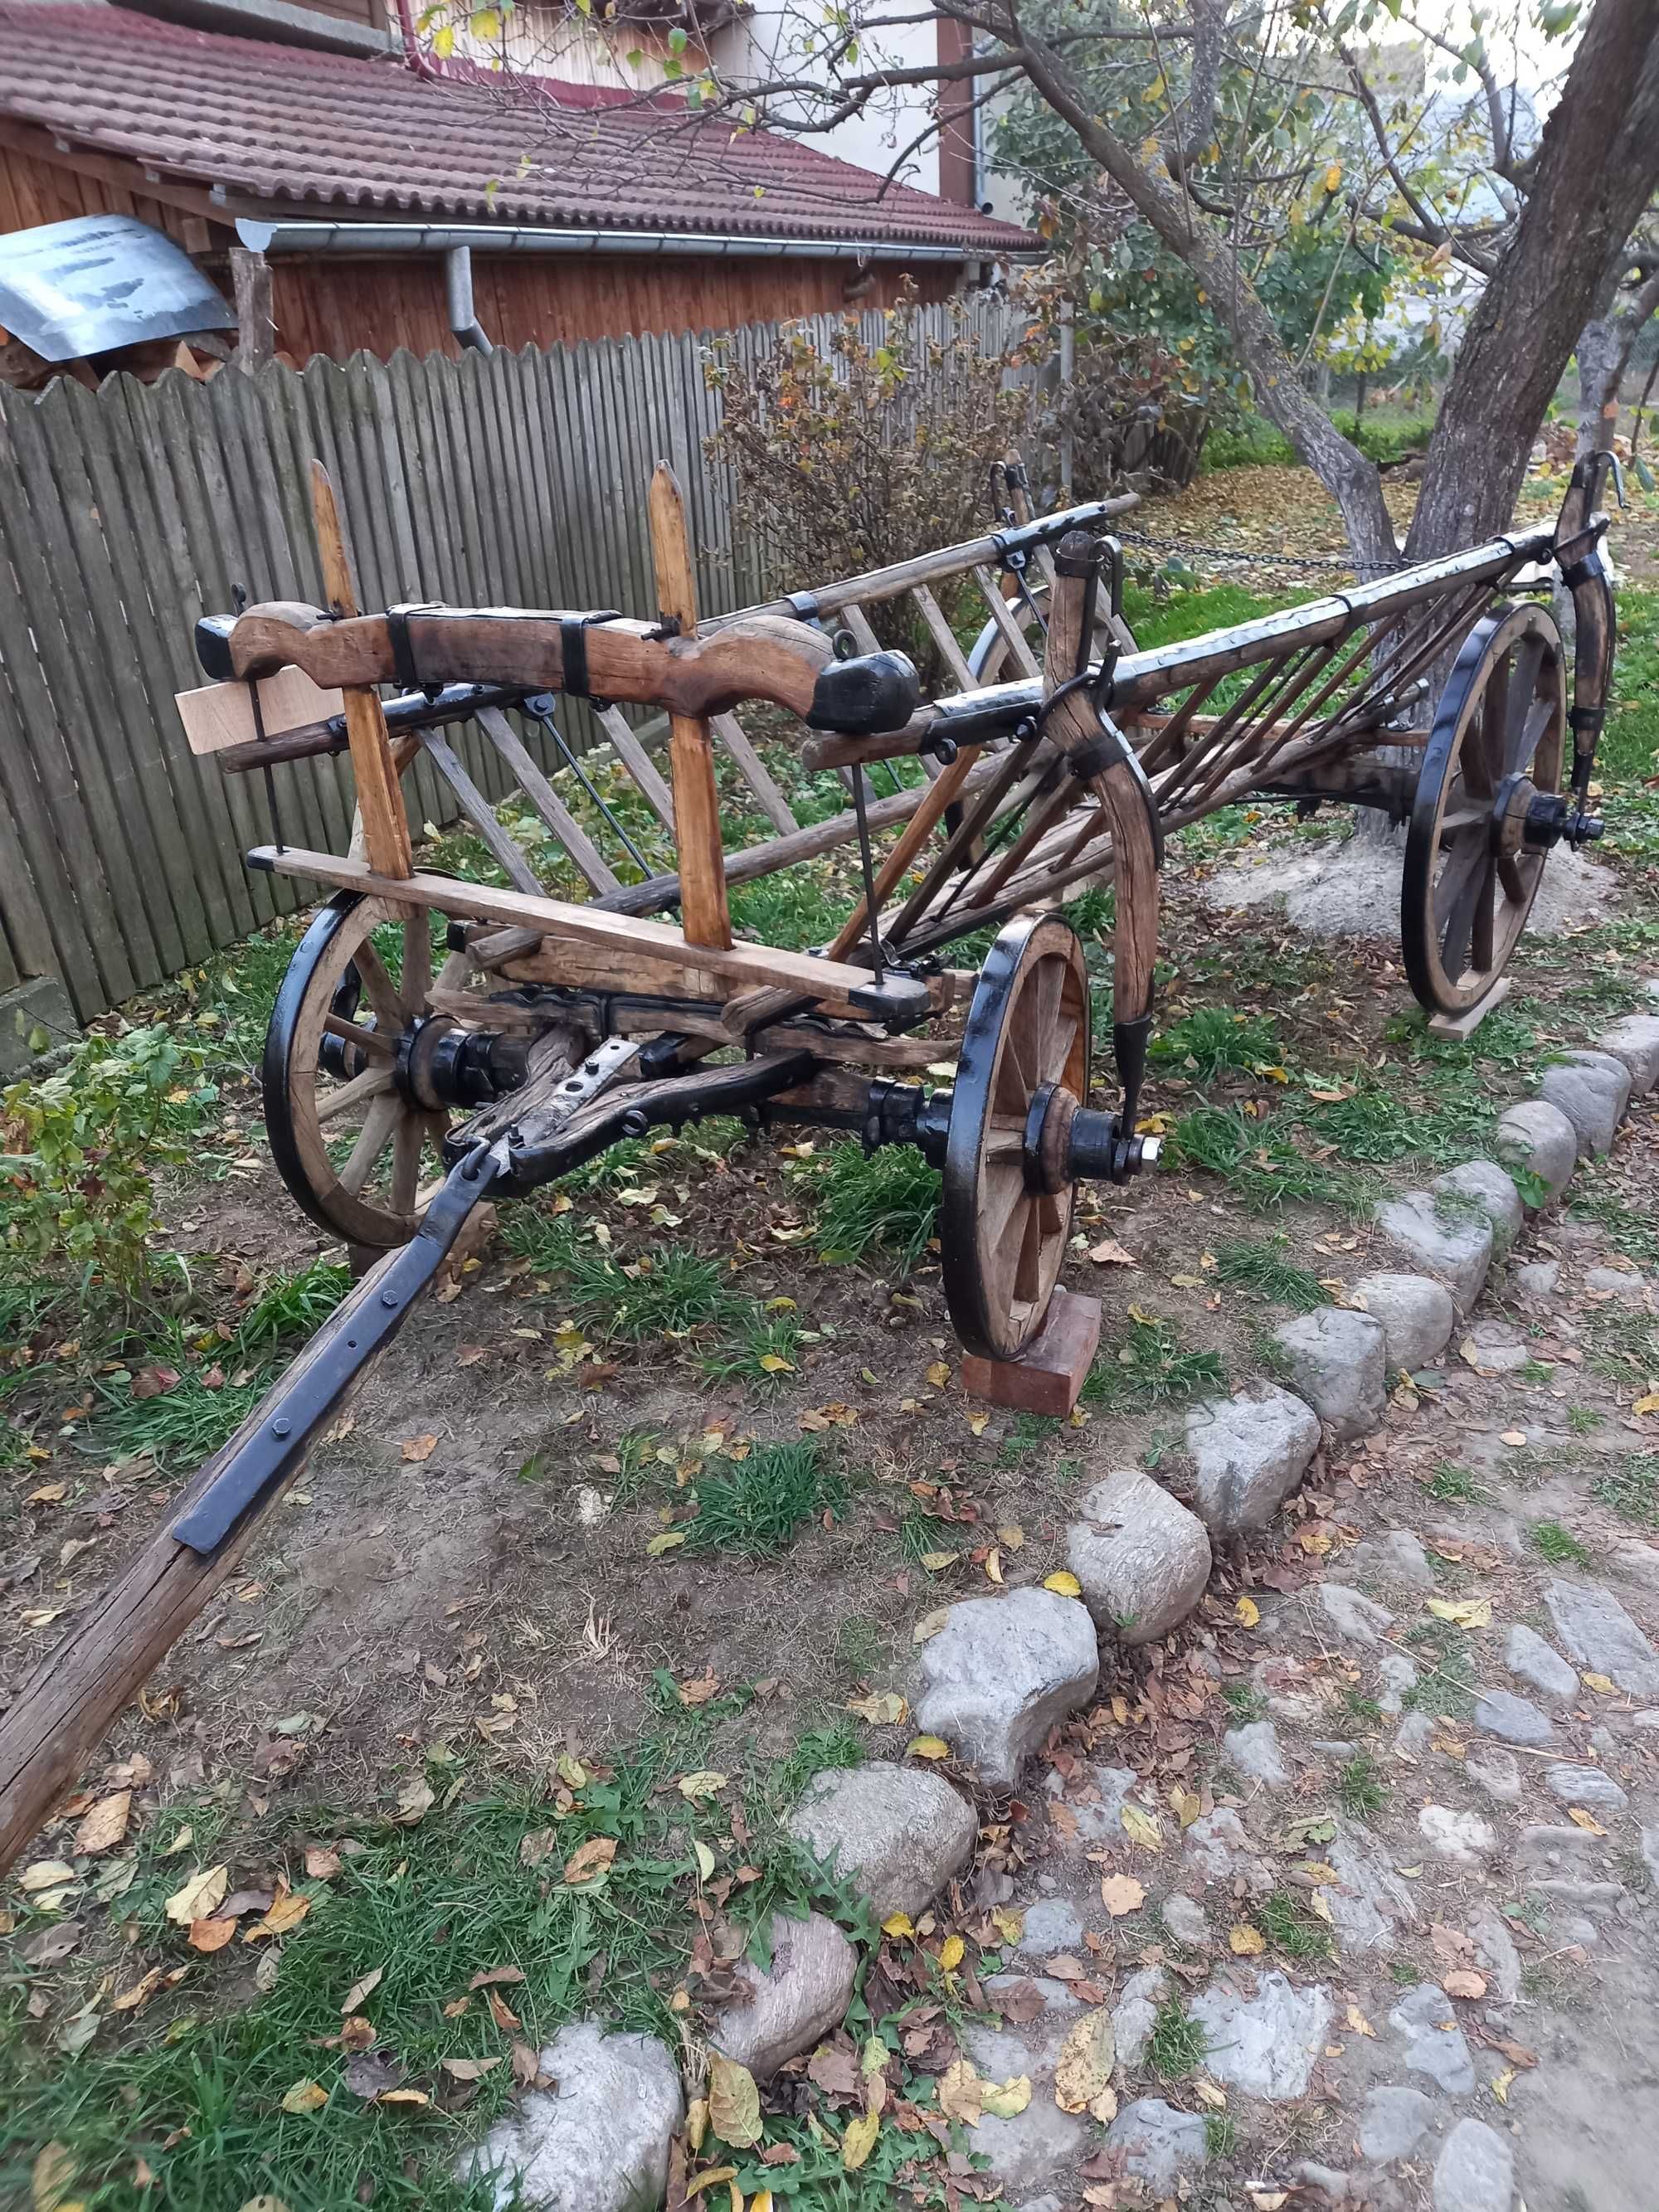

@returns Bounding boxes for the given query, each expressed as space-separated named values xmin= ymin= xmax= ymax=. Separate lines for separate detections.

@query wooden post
xmin=230 ymin=248 xmax=274 ymax=375
xmin=647 ymin=463 xmax=732 ymax=950
xmin=310 ymin=462 xmax=413 ymax=880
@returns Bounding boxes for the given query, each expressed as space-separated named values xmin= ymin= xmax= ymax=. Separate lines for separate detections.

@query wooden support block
xmin=648 ymin=461 xmax=732 ymax=950
xmin=960 ymin=1288 xmax=1102 ymax=1418
xmin=311 ymin=460 xmax=412 ymax=880
xmin=1426 ymin=975 xmax=1511 ymax=1042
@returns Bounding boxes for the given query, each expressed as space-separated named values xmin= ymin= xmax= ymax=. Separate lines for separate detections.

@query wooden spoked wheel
xmin=940 ymin=914 xmax=1092 ymax=1360
xmin=966 ymin=581 xmax=1125 ymax=688
xmin=1402 ymin=603 xmax=1566 ymax=1018
xmin=263 ymin=891 xmax=455 ymax=1248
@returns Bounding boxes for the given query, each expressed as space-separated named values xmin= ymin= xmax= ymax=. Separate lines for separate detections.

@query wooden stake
xmin=647 ymin=463 xmax=732 ymax=950
xmin=310 ymin=461 xmax=413 ymax=880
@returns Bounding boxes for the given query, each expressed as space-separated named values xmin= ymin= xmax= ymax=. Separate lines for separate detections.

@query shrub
xmin=0 ymin=1026 xmax=215 ymax=1304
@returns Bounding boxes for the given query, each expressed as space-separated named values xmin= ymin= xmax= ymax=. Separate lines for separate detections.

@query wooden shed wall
xmin=267 ymin=252 xmax=960 ymax=359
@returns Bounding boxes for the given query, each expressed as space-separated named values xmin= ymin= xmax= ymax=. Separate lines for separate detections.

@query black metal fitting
xmin=395 ymin=1016 xmax=531 ymax=1110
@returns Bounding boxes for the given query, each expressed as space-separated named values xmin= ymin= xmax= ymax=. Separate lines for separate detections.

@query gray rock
xmin=1460 ymin=1319 xmax=1535 ymax=1371
xmin=1598 ymin=1014 xmax=1659 ymax=1094
xmin=1106 ymin=2100 xmax=1209 ymax=2195
xmin=1345 ymin=1271 xmax=1457 ymax=1373
xmin=1505 ymin=1623 xmax=1578 ymax=1704
xmin=1318 ymin=1583 xmax=1395 ymax=1647
xmin=1418 ymin=1806 xmax=1494 ymax=1863
xmin=1066 ymin=1471 xmax=1211 ymax=1646
xmin=787 ymin=1762 xmax=976 ymax=1920
xmin=1224 ymin=1719 xmax=1290 ymax=1787
xmin=1255 ymin=1652 xmax=1336 ymax=1724
xmin=1014 ymin=1897 xmax=1086 ymax=1958
xmin=1545 ymin=1762 xmax=1628 ymax=1813
xmin=1394 ymin=1711 xmax=1437 ymax=1758
xmin=915 ymin=1587 xmax=1101 ymax=1786
xmin=1528 ymin=1878 xmax=1625 ymax=1910
xmin=1271 ymin=1307 xmax=1388 ymax=1440
xmin=1375 ymin=1189 xmax=1493 ymax=1310
xmin=1496 ymin=1098 xmax=1578 ymax=1198
xmin=1389 ymin=1982 xmax=1476 ymax=2094
xmin=1466 ymin=1746 xmax=1521 ymax=1804
xmin=1516 ymin=1824 xmax=1606 ymax=1874
xmin=1112 ymin=1965 xmax=1169 ymax=2071
xmin=1642 ymin=1826 xmax=1659 ymax=1886
xmin=1183 ymin=1807 xmax=1273 ymax=1896
xmin=1160 ymin=1894 xmax=1209 ymax=1948
xmin=1474 ymin=1689 xmax=1554 ymax=1746
xmin=1539 ymin=1050 xmax=1632 ymax=1157
xmin=1511 ymin=1258 xmax=1562 ymax=1297
xmin=1295 ymin=2161 xmax=1356 ymax=2201
xmin=1359 ymin=2085 xmax=1436 ymax=2164
xmin=1545 ymin=1578 xmax=1659 ymax=1698
xmin=1468 ymin=1903 xmax=1521 ymax=2003
xmin=1044 ymin=1762 xmax=1138 ymax=1845
xmin=1351 ymin=1528 xmax=1435 ymax=1590
xmin=962 ymin=2003 xmax=1089 ymax=2190
xmin=1589 ymin=1725 xmax=1620 ymax=1760
xmin=1190 ymin=1971 xmax=1332 ymax=2100
xmin=1587 ymin=1263 xmax=1651 ymax=1300
xmin=457 ymin=2020 xmax=683 ymax=2212
xmin=1184 ymin=1384 xmax=1321 ymax=1539
xmin=1431 ymin=1160 xmax=1525 ymax=1255
xmin=1326 ymin=1820 xmax=1421 ymax=1956
xmin=1433 ymin=2118 xmax=1515 ymax=2212
xmin=706 ymin=1912 xmax=856 ymax=2079
xmin=1377 ymin=1651 xmax=1419 ymax=1714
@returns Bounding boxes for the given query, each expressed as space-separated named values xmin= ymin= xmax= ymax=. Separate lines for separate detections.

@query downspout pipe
xmin=392 ymin=0 xmax=440 ymax=79
xmin=445 ymin=245 xmax=493 ymax=353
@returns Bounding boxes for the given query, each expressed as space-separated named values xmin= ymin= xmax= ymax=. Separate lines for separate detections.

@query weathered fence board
xmin=0 ymin=299 xmax=1022 ymax=1026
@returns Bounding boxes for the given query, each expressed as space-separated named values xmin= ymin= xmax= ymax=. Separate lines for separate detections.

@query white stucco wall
xmin=708 ymin=7 xmax=946 ymax=195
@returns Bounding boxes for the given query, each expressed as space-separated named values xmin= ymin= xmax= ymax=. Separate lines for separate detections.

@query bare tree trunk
xmin=1577 ymin=266 xmax=1659 ymax=456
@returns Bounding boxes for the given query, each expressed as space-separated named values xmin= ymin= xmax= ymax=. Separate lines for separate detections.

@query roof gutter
xmin=234 ymin=216 xmax=1023 ymax=265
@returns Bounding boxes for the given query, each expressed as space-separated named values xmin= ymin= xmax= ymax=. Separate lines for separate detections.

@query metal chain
xmin=1112 ymin=525 xmax=1407 ymax=578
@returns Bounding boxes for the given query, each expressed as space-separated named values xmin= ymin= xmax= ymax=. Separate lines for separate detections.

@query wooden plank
xmin=710 ymin=711 xmax=799 ymax=834
xmin=178 ymin=667 xmax=345 ymax=756
xmin=310 ymin=460 xmax=413 ymax=879
xmin=414 ymin=727 xmax=544 ymax=895
xmin=596 ymin=704 xmax=678 ymax=831
xmin=973 ymin=563 xmax=1043 ymax=678
xmin=252 ymin=847 xmax=950 ymax=1009
xmin=648 ymin=461 xmax=732 ymax=949
xmin=912 ymin=581 xmax=976 ymax=688
xmin=473 ymin=704 xmax=620 ymax=894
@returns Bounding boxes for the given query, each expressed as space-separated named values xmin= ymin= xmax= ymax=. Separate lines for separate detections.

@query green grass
xmin=1255 ymin=1886 xmax=1334 ymax=1960
xmin=833 ymin=1614 xmax=888 ymax=1680
xmin=1585 ymin=1303 xmax=1659 ymax=1389
xmin=700 ymin=1305 xmax=804 ymax=1390
xmin=1425 ymin=1461 xmax=1489 ymax=1505
xmin=1083 ymin=1314 xmax=1225 ymax=1412
xmin=1530 ymin=1520 xmax=1593 ymax=1566
xmin=682 ymin=1438 xmax=849 ymax=1558
xmin=500 ymin=1218 xmax=742 ymax=1342
xmin=1222 ymin=1683 xmax=1267 ymax=1721
xmin=1593 ymin=1455 xmax=1659 ymax=1529
xmin=1604 ymin=584 xmax=1659 ymax=787
xmin=1338 ymin=1753 xmax=1388 ymax=1820
xmin=1566 ymin=1170 xmax=1659 ymax=1265
xmin=997 ymin=1412 xmax=1062 ymax=1466
xmin=811 ymin=1142 xmax=941 ymax=1273
xmin=1403 ymin=1618 xmax=1478 ymax=1719
xmin=233 ymin=1258 xmax=352 ymax=1352
xmin=1213 ymin=1235 xmax=1327 ymax=1311
xmin=1165 ymin=1103 xmax=1360 ymax=1213
xmin=1150 ymin=1007 xmax=1283 ymax=1081
xmin=1568 ymin=1405 xmax=1603 ymax=1437
xmin=728 ymin=871 xmax=849 ymax=952
xmin=1146 ymin=1997 xmax=1208 ymax=2083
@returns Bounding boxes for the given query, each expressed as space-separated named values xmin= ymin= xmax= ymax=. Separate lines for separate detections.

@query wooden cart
xmin=0 ymin=450 xmax=1618 ymax=1872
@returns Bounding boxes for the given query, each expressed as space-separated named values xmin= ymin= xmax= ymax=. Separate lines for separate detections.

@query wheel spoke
xmin=1433 ymin=830 xmax=1484 ymax=931
xmin=1013 ymin=1203 xmax=1046 ymax=1301
xmin=1504 ymin=634 xmax=1546 ymax=761
xmin=391 ymin=1109 xmax=424 ymax=1215
xmin=984 ymin=1117 xmax=1026 ymax=1160
xmin=353 ymin=941 xmax=407 ymax=1032
xmin=984 ymin=1161 xmax=1027 ymax=1252
xmin=401 ymin=913 xmax=433 ymax=1011
xmin=1440 ymin=849 xmax=1487 ymax=980
xmin=1043 ymin=1007 xmax=1080 ymax=1087
xmin=338 ymin=1092 xmax=402 ymax=1194
xmin=1470 ymin=853 xmax=1498 ymax=974
xmin=324 ymin=1013 xmax=394 ymax=1061
xmin=315 ymin=1064 xmax=393 ymax=1126
xmin=1497 ymin=853 xmax=1528 ymax=904
xmin=1509 ymin=694 xmax=1555 ymax=776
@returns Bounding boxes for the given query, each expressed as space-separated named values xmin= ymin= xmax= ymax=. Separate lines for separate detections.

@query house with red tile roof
xmin=0 ymin=0 xmax=1034 ymax=370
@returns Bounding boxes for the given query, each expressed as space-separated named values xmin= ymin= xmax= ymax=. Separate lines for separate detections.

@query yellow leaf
xmin=164 ymin=1865 xmax=228 ymax=1927
xmin=1053 ymin=2010 xmax=1117 ymax=2120
xmin=19 ymin=1860 xmax=75 ymax=1893
xmin=1127 ymin=1304 xmax=1159 ymax=1326
xmin=1170 ymin=1787 xmax=1201 ymax=1830
xmin=686 ymin=2098 xmax=708 ymax=2152
xmin=1492 ymin=2065 xmax=1515 ymax=2104
xmin=985 ymin=1548 xmax=1004 ymax=1585
xmin=990 ymin=1904 xmax=1024 ymax=1943
xmin=280 ymin=2079 xmax=328 ymax=2115
xmin=694 ymin=1840 xmax=716 ymax=1880
xmin=912 ymin=1608 xmax=951 ymax=1644
xmin=1426 ymin=1597 xmax=1491 ymax=1630
xmin=1582 ymin=1672 xmax=1616 ymax=1694
xmin=1194 ymin=2078 xmax=1228 ymax=2110
xmin=1567 ymin=1807 xmax=1607 ymax=1835
xmin=882 ymin=1912 xmax=915 ymax=1938
xmin=1234 ymin=1596 xmax=1260 ymax=1629
xmin=1099 ymin=1874 xmax=1145 ymax=1918
xmin=679 ymin=1771 xmax=727 ymax=1801
xmin=758 ymin=1354 xmax=794 ymax=1374
xmin=245 ymin=1888 xmax=310 ymax=1942
xmin=646 ymin=1531 xmax=687 ymax=1557
xmin=32 ymin=2143 xmax=78 ymax=2212
xmin=1298 ymin=1526 xmax=1332 ymax=1556
xmin=845 ymin=1690 xmax=907 ymax=1727
xmin=919 ymin=1551 xmax=958 ymax=1572
xmin=1632 ymin=1392 xmax=1659 ymax=1417
xmin=966 ymin=1411 xmax=990 ymax=1436
xmin=563 ymin=1835 xmax=618 ymax=1885
xmin=1324 ymin=161 xmax=1342 ymax=190
xmin=1228 ymin=1923 xmax=1266 ymax=1956
xmin=1120 ymin=1805 xmax=1162 ymax=1851
xmin=708 ymin=2054 xmax=762 ymax=2148
xmin=685 ymin=2171 xmax=737 ymax=2198
xmin=842 ymin=2111 xmax=879 ymax=2171
xmin=980 ymin=2073 xmax=1032 ymax=2118
xmin=906 ymin=1736 xmax=951 ymax=1761
xmin=937 ymin=2057 xmax=982 ymax=2125
xmin=1043 ymin=1572 xmax=1082 ymax=1597
xmin=938 ymin=1934 xmax=965 ymax=1971
xmin=1345 ymin=2003 xmax=1375 ymax=2037
xmin=400 ymin=1433 xmax=438 ymax=1463
xmin=926 ymin=1362 xmax=951 ymax=1387
xmin=377 ymin=2088 xmax=431 ymax=2107
xmin=73 ymin=1792 xmax=132 ymax=1857
xmin=997 ymin=1524 xmax=1024 ymax=1550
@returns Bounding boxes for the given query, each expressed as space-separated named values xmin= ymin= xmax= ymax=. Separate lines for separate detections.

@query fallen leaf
xmin=845 ymin=1692 xmax=907 ymax=1726
xmin=1582 ymin=1671 xmax=1616 ymax=1694
xmin=693 ymin=1840 xmax=716 ymax=1880
xmin=990 ymin=1904 xmax=1024 ymax=1944
xmin=1345 ymin=2004 xmax=1375 ymax=2037
xmin=187 ymin=1917 xmax=237 ymax=1954
xmin=1053 ymin=2010 xmax=1117 ymax=2120
xmin=1443 ymin=1970 xmax=1487 ymax=1999
xmin=73 ymin=1792 xmax=131 ymax=1856
xmin=1043 ymin=1571 xmax=1082 ymax=1597
xmin=841 ymin=2111 xmax=879 ymax=2170
xmin=906 ymin=1736 xmax=951 ymax=1761
xmin=966 ymin=1411 xmax=990 ymax=1436
xmin=646 ymin=1531 xmax=687 ymax=1557
xmin=708 ymin=2054 xmax=762 ymax=2148
xmin=164 ymin=1866 xmax=228 ymax=1927
xmin=1099 ymin=1874 xmax=1145 ymax=1918
xmin=1194 ymin=2078 xmax=1228 ymax=2110
xmin=1633 ymin=1392 xmax=1659 ymax=1417
xmin=1499 ymin=1430 xmax=1527 ymax=1447
xmin=563 ymin=1835 xmax=618 ymax=1885
xmin=245 ymin=1889 xmax=310 ymax=1942
xmin=1491 ymin=2066 xmax=1515 ymax=2104
xmin=31 ymin=2144 xmax=77 ymax=2212
xmin=1234 ymin=1596 xmax=1260 ymax=1629
xmin=1426 ymin=1597 xmax=1491 ymax=1629
xmin=342 ymin=1966 xmax=384 ymax=2014
xmin=1120 ymin=1806 xmax=1162 ymax=1851
xmin=678 ymin=1770 xmax=727 ymax=1802
xmin=937 ymin=2058 xmax=982 ymax=2126
xmin=280 ymin=2079 xmax=328 ymax=2116
xmin=980 ymin=2074 xmax=1032 ymax=2119
xmin=684 ymin=2171 xmax=737 ymax=2199
xmin=131 ymin=1365 xmax=180 ymax=1400
xmin=304 ymin=1847 xmax=343 ymax=1881
xmin=1228 ymin=1923 xmax=1266 ymax=1956
xmin=395 ymin=1780 xmax=435 ymax=1826
xmin=1089 ymin=1237 xmax=1138 ymax=1267
xmin=912 ymin=1607 xmax=951 ymax=1643
xmin=1567 ymin=1807 xmax=1608 ymax=1836
xmin=938 ymin=1933 xmax=965 ymax=1971
xmin=881 ymin=1912 xmax=916 ymax=1939
xmin=400 ymin=1434 xmax=438 ymax=1463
